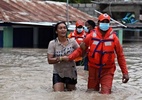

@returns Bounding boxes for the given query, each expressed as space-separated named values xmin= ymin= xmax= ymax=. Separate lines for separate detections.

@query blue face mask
xmin=77 ymin=28 xmax=83 ymax=33
xmin=99 ymin=23 xmax=110 ymax=31
xmin=84 ymin=26 xmax=89 ymax=33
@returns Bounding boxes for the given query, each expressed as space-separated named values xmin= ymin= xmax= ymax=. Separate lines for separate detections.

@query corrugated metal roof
xmin=0 ymin=0 xmax=97 ymax=23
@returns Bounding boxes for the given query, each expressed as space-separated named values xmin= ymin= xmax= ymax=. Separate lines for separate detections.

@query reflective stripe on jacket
xmin=68 ymin=30 xmax=86 ymax=62
xmin=68 ymin=30 xmax=86 ymax=45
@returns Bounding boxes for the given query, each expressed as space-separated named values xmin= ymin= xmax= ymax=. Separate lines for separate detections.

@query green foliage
xmin=51 ymin=0 xmax=91 ymax=3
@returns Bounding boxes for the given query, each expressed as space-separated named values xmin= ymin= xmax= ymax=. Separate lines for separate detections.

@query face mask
xmin=77 ymin=28 xmax=83 ymax=33
xmin=84 ymin=26 xmax=89 ymax=33
xmin=99 ymin=23 xmax=110 ymax=31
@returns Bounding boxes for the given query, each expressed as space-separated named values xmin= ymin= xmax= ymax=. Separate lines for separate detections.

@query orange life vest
xmin=88 ymin=29 xmax=116 ymax=69
xmin=69 ymin=30 xmax=86 ymax=45
xmin=68 ymin=30 xmax=86 ymax=62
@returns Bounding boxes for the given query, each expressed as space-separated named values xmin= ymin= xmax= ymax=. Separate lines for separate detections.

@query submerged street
xmin=0 ymin=42 xmax=142 ymax=100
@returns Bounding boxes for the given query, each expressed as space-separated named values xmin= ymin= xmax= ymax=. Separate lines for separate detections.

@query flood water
xmin=0 ymin=42 xmax=142 ymax=100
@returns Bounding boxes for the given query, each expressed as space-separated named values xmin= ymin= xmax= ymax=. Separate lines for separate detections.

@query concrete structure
xmin=70 ymin=3 xmax=97 ymax=17
xmin=92 ymin=0 xmax=142 ymax=42
xmin=71 ymin=1 xmax=142 ymax=42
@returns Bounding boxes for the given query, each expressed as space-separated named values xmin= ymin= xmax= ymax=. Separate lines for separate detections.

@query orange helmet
xmin=76 ymin=20 xmax=84 ymax=27
xmin=98 ymin=13 xmax=111 ymax=21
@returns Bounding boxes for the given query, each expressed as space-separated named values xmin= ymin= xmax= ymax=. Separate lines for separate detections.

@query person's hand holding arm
xmin=61 ymin=34 xmax=90 ymax=61
xmin=47 ymin=41 xmax=61 ymax=64
xmin=47 ymin=54 xmax=61 ymax=64
xmin=61 ymin=42 xmax=87 ymax=61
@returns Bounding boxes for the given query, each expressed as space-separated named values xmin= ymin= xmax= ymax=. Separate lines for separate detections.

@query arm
xmin=68 ymin=47 xmax=83 ymax=61
xmin=62 ymin=34 xmax=91 ymax=61
xmin=47 ymin=54 xmax=61 ymax=64
xmin=114 ymin=35 xmax=129 ymax=83
xmin=68 ymin=34 xmax=90 ymax=61
xmin=61 ymin=41 xmax=87 ymax=61
xmin=47 ymin=40 xmax=61 ymax=64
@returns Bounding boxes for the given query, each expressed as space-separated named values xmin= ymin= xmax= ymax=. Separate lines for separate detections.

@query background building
xmin=71 ymin=0 xmax=142 ymax=42
xmin=0 ymin=0 xmax=96 ymax=48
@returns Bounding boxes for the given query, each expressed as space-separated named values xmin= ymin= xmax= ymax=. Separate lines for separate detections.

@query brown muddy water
xmin=0 ymin=42 xmax=142 ymax=100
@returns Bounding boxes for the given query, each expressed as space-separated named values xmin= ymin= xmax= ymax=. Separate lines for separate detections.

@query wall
xmin=70 ymin=3 xmax=97 ymax=17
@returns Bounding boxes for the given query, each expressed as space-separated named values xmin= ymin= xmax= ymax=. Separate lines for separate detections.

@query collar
xmin=56 ymin=37 xmax=69 ymax=45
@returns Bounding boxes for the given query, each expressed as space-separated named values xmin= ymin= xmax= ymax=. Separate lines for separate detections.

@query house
xmin=92 ymin=0 xmax=142 ymax=42
xmin=0 ymin=0 xmax=97 ymax=48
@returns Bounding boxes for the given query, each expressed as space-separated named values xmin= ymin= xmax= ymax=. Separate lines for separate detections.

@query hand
xmin=122 ymin=74 xmax=129 ymax=83
xmin=61 ymin=56 xmax=69 ymax=61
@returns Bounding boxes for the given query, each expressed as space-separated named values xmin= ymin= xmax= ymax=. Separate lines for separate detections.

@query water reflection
xmin=0 ymin=42 xmax=142 ymax=100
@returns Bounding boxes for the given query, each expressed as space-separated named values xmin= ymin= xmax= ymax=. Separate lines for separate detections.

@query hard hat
xmin=98 ymin=13 xmax=111 ymax=21
xmin=76 ymin=20 xmax=84 ymax=27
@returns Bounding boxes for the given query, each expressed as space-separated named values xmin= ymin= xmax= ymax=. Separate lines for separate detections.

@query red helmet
xmin=76 ymin=20 xmax=84 ymax=27
xmin=98 ymin=13 xmax=111 ymax=21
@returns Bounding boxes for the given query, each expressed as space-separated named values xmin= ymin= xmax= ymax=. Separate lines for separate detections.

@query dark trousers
xmin=84 ymin=57 xmax=88 ymax=71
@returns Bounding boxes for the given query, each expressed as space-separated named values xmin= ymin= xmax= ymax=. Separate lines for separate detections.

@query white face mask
xmin=77 ymin=28 xmax=83 ymax=33
xmin=84 ymin=26 xmax=89 ymax=33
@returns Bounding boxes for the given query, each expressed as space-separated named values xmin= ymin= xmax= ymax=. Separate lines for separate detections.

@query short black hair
xmin=54 ymin=21 xmax=67 ymax=31
xmin=53 ymin=21 xmax=67 ymax=39
xmin=86 ymin=20 xmax=96 ymax=28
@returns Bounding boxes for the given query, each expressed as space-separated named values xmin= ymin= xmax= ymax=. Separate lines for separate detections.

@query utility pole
xmin=66 ymin=0 xmax=69 ymax=26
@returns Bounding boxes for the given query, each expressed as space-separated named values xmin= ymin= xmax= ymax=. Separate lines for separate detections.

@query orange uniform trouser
xmin=88 ymin=65 xmax=116 ymax=94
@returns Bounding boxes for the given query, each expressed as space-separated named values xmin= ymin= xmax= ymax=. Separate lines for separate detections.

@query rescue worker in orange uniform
xmin=68 ymin=20 xmax=86 ymax=66
xmin=62 ymin=13 xmax=129 ymax=94
xmin=84 ymin=20 xmax=96 ymax=71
